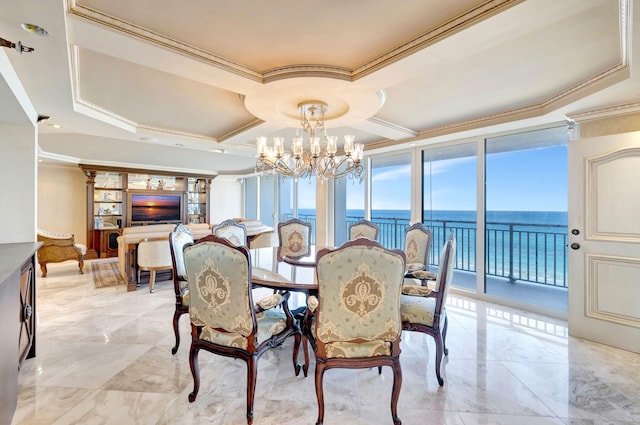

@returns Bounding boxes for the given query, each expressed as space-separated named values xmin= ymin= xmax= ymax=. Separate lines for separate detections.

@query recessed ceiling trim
xmin=137 ymin=124 xmax=217 ymax=142
xmin=262 ymin=65 xmax=353 ymax=83
xmin=352 ymin=0 xmax=526 ymax=79
xmin=367 ymin=0 xmax=631 ymax=148
xmin=217 ymin=118 xmax=265 ymax=142
xmin=364 ymin=62 xmax=630 ymax=152
xmin=68 ymin=0 xmax=524 ymax=83
xmin=67 ymin=0 xmax=263 ymax=83
xmin=567 ymin=101 xmax=640 ymax=122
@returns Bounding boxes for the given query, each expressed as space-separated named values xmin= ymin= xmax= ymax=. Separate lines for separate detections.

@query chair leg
xmin=442 ymin=315 xmax=449 ymax=356
xmin=246 ymin=355 xmax=257 ymax=425
xmin=314 ymin=361 xmax=327 ymax=425
xmin=390 ymin=359 xmax=403 ymax=425
xmin=188 ymin=343 xmax=200 ymax=402
xmin=433 ymin=332 xmax=445 ymax=386
xmin=40 ymin=264 xmax=47 ymax=278
xmin=78 ymin=257 xmax=85 ymax=274
xmin=293 ymin=330 xmax=302 ymax=376
xmin=149 ymin=270 xmax=156 ymax=293
xmin=171 ymin=310 xmax=182 ymax=355
xmin=302 ymin=335 xmax=310 ymax=377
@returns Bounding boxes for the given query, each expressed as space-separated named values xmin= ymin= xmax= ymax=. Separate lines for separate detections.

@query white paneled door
xmin=568 ymin=132 xmax=640 ymax=353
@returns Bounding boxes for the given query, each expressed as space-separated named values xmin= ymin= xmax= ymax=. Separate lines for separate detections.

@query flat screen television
xmin=130 ymin=193 xmax=182 ymax=222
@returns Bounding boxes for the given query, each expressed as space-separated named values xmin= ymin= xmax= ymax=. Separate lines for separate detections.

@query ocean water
xmin=295 ymin=208 xmax=568 ymax=286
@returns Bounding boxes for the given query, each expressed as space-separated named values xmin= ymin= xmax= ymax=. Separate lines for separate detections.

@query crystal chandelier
xmin=255 ymin=101 xmax=364 ymax=181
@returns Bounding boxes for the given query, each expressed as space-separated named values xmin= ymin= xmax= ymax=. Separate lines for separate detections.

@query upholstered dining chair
xmin=136 ymin=238 xmax=173 ymax=293
xmin=348 ymin=218 xmax=379 ymax=241
xmin=303 ymin=238 xmax=406 ymax=425
xmin=277 ymin=217 xmax=312 ymax=257
xmin=183 ymin=234 xmax=298 ymax=425
xmin=400 ymin=231 xmax=456 ymax=386
xmin=168 ymin=224 xmax=194 ymax=354
xmin=212 ymin=218 xmax=247 ymax=247
xmin=403 ymin=222 xmax=433 ymax=273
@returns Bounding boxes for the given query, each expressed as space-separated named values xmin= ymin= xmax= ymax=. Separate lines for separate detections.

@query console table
xmin=0 ymin=242 xmax=39 ymax=425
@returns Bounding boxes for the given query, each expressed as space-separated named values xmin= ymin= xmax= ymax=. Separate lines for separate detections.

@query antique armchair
xmin=183 ymin=235 xmax=298 ymax=425
xmin=403 ymin=222 xmax=433 ymax=273
xmin=304 ymin=238 xmax=406 ymax=425
xmin=36 ymin=229 xmax=86 ymax=277
xmin=348 ymin=218 xmax=379 ymax=241
xmin=212 ymin=218 xmax=247 ymax=247
xmin=168 ymin=224 xmax=194 ymax=354
xmin=136 ymin=238 xmax=173 ymax=293
xmin=400 ymin=231 xmax=456 ymax=386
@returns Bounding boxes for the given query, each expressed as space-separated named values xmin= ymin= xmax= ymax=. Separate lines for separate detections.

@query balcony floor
xmin=450 ymin=269 xmax=568 ymax=311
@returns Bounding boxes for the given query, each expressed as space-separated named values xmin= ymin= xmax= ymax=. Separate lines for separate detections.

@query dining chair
xmin=403 ymin=222 xmax=433 ymax=273
xmin=348 ymin=218 xmax=379 ymax=241
xmin=183 ymin=234 xmax=298 ymax=425
xmin=303 ymin=238 xmax=406 ymax=425
xmin=168 ymin=224 xmax=194 ymax=354
xmin=277 ymin=217 xmax=312 ymax=257
xmin=212 ymin=218 xmax=247 ymax=247
xmin=136 ymin=238 xmax=173 ymax=293
xmin=400 ymin=231 xmax=456 ymax=386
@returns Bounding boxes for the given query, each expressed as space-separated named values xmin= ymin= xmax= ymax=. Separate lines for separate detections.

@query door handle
xmin=570 ymin=243 xmax=580 ymax=250
xmin=571 ymin=229 xmax=580 ymax=235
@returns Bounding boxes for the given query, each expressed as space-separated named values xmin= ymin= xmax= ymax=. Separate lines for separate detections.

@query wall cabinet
xmin=81 ymin=165 xmax=215 ymax=259
xmin=93 ymin=228 xmax=123 ymax=258
xmin=187 ymin=178 xmax=209 ymax=224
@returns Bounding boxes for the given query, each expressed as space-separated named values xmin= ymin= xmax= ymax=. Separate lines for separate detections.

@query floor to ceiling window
xmin=485 ymin=126 xmax=568 ymax=311
xmin=278 ymin=176 xmax=293 ymax=223
xmin=259 ymin=174 xmax=276 ymax=227
xmin=244 ymin=176 xmax=258 ymax=220
xmin=371 ymin=153 xmax=411 ymax=249
xmin=422 ymin=142 xmax=478 ymax=283
xmin=333 ymin=177 xmax=365 ymax=246
xmin=297 ymin=177 xmax=317 ymax=243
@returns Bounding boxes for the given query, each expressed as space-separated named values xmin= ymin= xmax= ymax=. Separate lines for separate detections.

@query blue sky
xmin=340 ymin=144 xmax=568 ymax=212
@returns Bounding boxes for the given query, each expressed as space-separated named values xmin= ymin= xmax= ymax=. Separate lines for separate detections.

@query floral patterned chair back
xmin=308 ymin=238 xmax=405 ymax=425
xmin=403 ymin=222 xmax=433 ymax=272
xmin=277 ymin=218 xmax=312 ymax=258
xmin=212 ymin=219 xmax=247 ymax=247
xmin=168 ymin=223 xmax=194 ymax=354
xmin=348 ymin=219 xmax=379 ymax=241
xmin=182 ymin=235 xmax=297 ymax=424
xmin=184 ymin=237 xmax=256 ymax=346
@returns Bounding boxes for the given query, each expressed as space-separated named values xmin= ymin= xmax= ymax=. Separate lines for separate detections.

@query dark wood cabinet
xmin=93 ymin=228 xmax=123 ymax=258
xmin=0 ymin=242 xmax=39 ymax=425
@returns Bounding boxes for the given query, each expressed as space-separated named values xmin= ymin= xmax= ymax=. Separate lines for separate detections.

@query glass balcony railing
xmin=288 ymin=213 xmax=568 ymax=288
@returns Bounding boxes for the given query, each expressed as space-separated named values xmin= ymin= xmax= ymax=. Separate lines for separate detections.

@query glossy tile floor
xmin=12 ymin=259 xmax=640 ymax=425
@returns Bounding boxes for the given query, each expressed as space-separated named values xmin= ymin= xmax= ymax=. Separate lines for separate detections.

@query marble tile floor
xmin=11 ymin=259 xmax=640 ymax=425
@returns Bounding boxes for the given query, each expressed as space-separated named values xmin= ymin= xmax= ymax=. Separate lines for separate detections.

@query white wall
xmin=210 ymin=177 xmax=242 ymax=224
xmin=1 ymin=48 xmax=38 ymax=244
xmin=0 ymin=123 xmax=37 ymax=243
xmin=37 ymin=164 xmax=87 ymax=244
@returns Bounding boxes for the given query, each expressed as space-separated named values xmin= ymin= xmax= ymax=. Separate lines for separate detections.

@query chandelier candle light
xmin=256 ymin=101 xmax=364 ymax=181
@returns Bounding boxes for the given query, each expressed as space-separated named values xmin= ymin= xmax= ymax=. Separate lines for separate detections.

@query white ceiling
xmin=0 ymin=0 xmax=638 ymax=175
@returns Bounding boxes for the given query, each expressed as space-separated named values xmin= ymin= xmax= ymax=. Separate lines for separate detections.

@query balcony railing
xmin=289 ymin=213 xmax=568 ymax=288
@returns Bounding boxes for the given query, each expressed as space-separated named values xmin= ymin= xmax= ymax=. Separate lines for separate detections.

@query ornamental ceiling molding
xmin=69 ymin=44 xmax=221 ymax=143
xmin=68 ymin=0 xmax=523 ymax=83
xmin=365 ymin=0 xmax=631 ymax=151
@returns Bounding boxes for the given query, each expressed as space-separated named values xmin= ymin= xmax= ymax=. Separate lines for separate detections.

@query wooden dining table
xmin=250 ymin=246 xmax=326 ymax=293
xmin=250 ymin=244 xmax=434 ymax=292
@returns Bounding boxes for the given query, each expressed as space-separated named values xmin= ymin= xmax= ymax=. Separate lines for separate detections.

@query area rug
xmin=91 ymin=259 xmax=126 ymax=288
